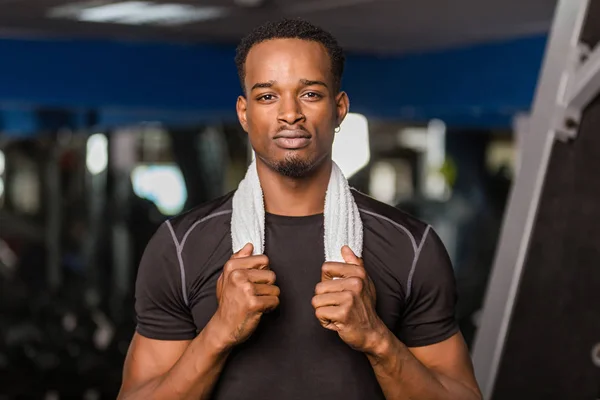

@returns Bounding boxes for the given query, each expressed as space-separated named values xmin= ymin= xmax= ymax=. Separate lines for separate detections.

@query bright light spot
xmin=397 ymin=127 xmax=428 ymax=151
xmin=333 ymin=113 xmax=370 ymax=178
xmin=86 ymin=134 xmax=108 ymax=175
xmin=131 ymin=164 xmax=187 ymax=215
xmin=426 ymin=119 xmax=446 ymax=169
xmin=0 ymin=150 xmax=5 ymax=175
xmin=424 ymin=119 xmax=449 ymax=200
xmin=486 ymin=140 xmax=516 ymax=179
xmin=369 ymin=162 xmax=397 ymax=204
xmin=425 ymin=173 xmax=448 ymax=199
xmin=79 ymin=1 xmax=150 ymax=21
xmin=11 ymin=166 xmax=40 ymax=214
xmin=49 ymin=1 xmax=226 ymax=26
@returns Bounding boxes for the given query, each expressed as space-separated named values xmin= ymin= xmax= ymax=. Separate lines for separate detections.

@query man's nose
xmin=277 ymin=95 xmax=305 ymax=125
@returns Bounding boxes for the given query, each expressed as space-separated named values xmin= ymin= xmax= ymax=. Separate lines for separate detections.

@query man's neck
xmin=256 ymin=158 xmax=332 ymax=217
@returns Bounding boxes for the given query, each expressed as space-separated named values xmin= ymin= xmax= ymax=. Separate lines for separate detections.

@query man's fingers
xmin=315 ymin=306 xmax=343 ymax=329
xmin=311 ymin=292 xmax=350 ymax=309
xmin=224 ymin=254 xmax=270 ymax=275
xmin=253 ymin=283 xmax=280 ymax=297
xmin=246 ymin=269 xmax=276 ymax=285
xmin=314 ymin=278 xmax=363 ymax=295
xmin=232 ymin=243 xmax=254 ymax=259
xmin=341 ymin=245 xmax=362 ymax=266
xmin=235 ymin=255 xmax=269 ymax=270
xmin=251 ymin=295 xmax=280 ymax=313
xmin=321 ymin=262 xmax=365 ymax=281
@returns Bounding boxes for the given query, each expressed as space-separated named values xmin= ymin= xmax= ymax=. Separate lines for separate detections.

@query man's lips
xmin=274 ymin=129 xmax=311 ymax=139
xmin=273 ymin=130 xmax=312 ymax=149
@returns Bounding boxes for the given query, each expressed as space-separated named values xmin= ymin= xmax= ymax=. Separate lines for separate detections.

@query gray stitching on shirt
xmin=165 ymin=220 xmax=189 ymax=307
xmin=165 ymin=210 xmax=233 ymax=308
xmin=358 ymin=208 xmax=417 ymax=253
xmin=180 ymin=210 xmax=233 ymax=250
xmin=406 ymin=225 xmax=430 ymax=300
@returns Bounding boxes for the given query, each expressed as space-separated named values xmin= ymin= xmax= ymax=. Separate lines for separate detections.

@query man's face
xmin=237 ymin=38 xmax=349 ymax=178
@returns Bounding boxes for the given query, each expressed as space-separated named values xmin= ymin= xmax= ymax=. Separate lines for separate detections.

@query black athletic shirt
xmin=135 ymin=189 xmax=459 ymax=400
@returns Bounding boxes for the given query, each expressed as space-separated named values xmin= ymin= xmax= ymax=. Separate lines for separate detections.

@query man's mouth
xmin=274 ymin=130 xmax=311 ymax=150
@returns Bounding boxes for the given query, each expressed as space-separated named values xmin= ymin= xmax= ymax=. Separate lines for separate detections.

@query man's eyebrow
xmin=251 ymin=81 xmax=275 ymax=91
xmin=300 ymin=79 xmax=328 ymax=88
xmin=250 ymin=79 xmax=328 ymax=91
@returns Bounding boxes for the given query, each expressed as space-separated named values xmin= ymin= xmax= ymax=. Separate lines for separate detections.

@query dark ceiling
xmin=0 ymin=0 xmax=557 ymax=53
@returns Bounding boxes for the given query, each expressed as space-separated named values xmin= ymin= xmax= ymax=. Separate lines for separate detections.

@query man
xmin=118 ymin=18 xmax=482 ymax=400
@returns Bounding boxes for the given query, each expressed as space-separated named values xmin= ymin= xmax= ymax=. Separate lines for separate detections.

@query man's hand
xmin=212 ymin=243 xmax=280 ymax=350
xmin=311 ymin=245 xmax=387 ymax=354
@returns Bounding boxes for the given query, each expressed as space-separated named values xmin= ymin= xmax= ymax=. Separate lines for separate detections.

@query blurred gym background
xmin=0 ymin=0 xmax=592 ymax=398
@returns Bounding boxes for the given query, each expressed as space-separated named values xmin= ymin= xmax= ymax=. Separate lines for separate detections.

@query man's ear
xmin=237 ymin=95 xmax=249 ymax=132
xmin=335 ymin=91 xmax=350 ymax=128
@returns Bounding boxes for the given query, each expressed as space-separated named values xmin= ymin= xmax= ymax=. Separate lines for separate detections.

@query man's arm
xmin=365 ymin=331 xmax=481 ymax=400
xmin=118 ymin=220 xmax=226 ymax=399
xmin=313 ymin=227 xmax=481 ymax=400
xmin=364 ymin=225 xmax=481 ymax=399
xmin=118 ymin=323 xmax=230 ymax=400
xmin=120 ymin=240 xmax=279 ymax=399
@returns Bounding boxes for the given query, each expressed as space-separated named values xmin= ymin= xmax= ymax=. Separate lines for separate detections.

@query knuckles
xmin=248 ymin=296 xmax=261 ymax=312
xmin=320 ymin=262 xmax=333 ymax=275
xmin=347 ymin=277 xmax=364 ymax=292
xmin=354 ymin=268 xmax=367 ymax=280
xmin=223 ymin=260 xmax=236 ymax=274
xmin=342 ymin=290 xmax=355 ymax=305
xmin=229 ymin=269 xmax=246 ymax=284
xmin=241 ymin=281 xmax=254 ymax=296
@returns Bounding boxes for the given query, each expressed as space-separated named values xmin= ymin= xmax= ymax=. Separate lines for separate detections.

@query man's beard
xmin=270 ymin=153 xmax=316 ymax=178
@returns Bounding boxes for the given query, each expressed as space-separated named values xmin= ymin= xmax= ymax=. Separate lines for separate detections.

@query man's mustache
xmin=277 ymin=125 xmax=308 ymax=133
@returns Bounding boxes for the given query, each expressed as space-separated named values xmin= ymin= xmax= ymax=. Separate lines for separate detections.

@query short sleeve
xmin=134 ymin=222 xmax=197 ymax=340
xmin=397 ymin=227 xmax=460 ymax=347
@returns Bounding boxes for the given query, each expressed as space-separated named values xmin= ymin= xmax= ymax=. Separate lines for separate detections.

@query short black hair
xmin=235 ymin=18 xmax=345 ymax=94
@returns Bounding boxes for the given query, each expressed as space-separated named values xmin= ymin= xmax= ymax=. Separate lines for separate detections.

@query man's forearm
xmin=120 ymin=321 xmax=231 ymax=400
xmin=365 ymin=330 xmax=481 ymax=400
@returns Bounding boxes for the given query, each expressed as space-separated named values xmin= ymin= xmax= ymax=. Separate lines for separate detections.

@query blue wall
xmin=0 ymin=34 xmax=547 ymax=135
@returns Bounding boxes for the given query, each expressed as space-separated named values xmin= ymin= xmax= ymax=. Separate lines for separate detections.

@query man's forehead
xmin=245 ymin=38 xmax=331 ymax=77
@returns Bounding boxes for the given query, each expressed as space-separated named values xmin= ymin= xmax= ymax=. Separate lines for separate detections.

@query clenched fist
xmin=311 ymin=245 xmax=387 ymax=355
xmin=211 ymin=243 xmax=280 ymax=350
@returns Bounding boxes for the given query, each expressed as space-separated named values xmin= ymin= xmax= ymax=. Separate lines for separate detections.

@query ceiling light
xmin=49 ymin=1 xmax=227 ymax=26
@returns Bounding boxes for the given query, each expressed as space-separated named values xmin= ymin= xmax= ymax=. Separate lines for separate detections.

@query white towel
xmin=231 ymin=160 xmax=363 ymax=262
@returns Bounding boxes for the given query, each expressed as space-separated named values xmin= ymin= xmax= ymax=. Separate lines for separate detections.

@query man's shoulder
xmin=352 ymin=189 xmax=430 ymax=252
xmin=166 ymin=191 xmax=234 ymax=244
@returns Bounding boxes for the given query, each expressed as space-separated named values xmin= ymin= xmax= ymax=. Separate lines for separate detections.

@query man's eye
xmin=303 ymin=92 xmax=322 ymax=99
xmin=258 ymin=94 xmax=275 ymax=101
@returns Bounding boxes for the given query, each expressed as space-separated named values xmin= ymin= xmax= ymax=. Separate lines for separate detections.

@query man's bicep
xmin=409 ymin=332 xmax=481 ymax=397
xmin=397 ymin=227 xmax=459 ymax=347
xmin=121 ymin=332 xmax=191 ymax=393
xmin=135 ymin=221 xmax=197 ymax=340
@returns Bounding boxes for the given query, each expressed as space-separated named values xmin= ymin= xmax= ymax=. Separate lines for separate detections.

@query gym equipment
xmin=472 ymin=0 xmax=600 ymax=398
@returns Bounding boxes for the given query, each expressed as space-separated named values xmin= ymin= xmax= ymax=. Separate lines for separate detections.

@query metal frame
xmin=566 ymin=43 xmax=600 ymax=116
xmin=471 ymin=0 xmax=594 ymax=398
xmin=554 ymin=8 xmax=600 ymax=141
